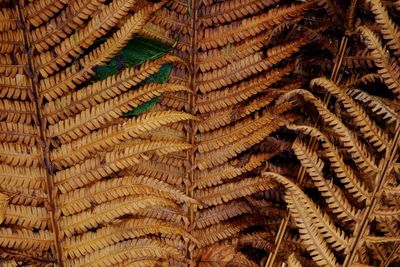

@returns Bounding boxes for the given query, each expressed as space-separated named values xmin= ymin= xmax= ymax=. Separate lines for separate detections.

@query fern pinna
xmin=1 ymin=0 xmax=400 ymax=266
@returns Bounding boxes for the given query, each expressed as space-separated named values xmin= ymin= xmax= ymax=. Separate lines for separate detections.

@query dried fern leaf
xmin=199 ymin=2 xmax=315 ymax=50
xmin=55 ymin=141 xmax=191 ymax=193
xmin=198 ymin=95 xmax=276 ymax=133
xmin=279 ymin=89 xmax=379 ymax=173
xmin=39 ymin=2 xmax=164 ymax=100
xmin=67 ymin=238 xmax=184 ymax=267
xmin=4 ymin=204 xmax=48 ymax=229
xmin=59 ymin=175 xmax=196 ymax=216
xmin=30 ymin=0 xmax=106 ymax=52
xmin=44 ymin=54 xmax=182 ymax=124
xmin=199 ymin=0 xmax=280 ymax=27
xmin=0 ymin=75 xmax=29 ymax=100
xmin=0 ymin=164 xmax=44 ymax=191
xmin=284 ymin=193 xmax=339 ymax=266
xmin=0 ymin=192 xmax=8 ymax=224
xmin=48 ymin=83 xmax=189 ymax=143
xmin=311 ymin=77 xmax=389 ymax=151
xmin=358 ymin=26 xmax=400 ymax=97
xmin=195 ymin=200 xmax=252 ymax=229
xmin=34 ymin=0 xmax=139 ymax=77
xmin=194 ymin=217 xmax=256 ymax=247
xmin=24 ymin=0 xmax=66 ymax=27
xmin=348 ymin=88 xmax=400 ymax=127
xmin=292 ymin=140 xmax=361 ymax=222
xmin=60 ymin=195 xmax=180 ymax=237
xmin=63 ymin=218 xmax=195 ymax=258
xmin=0 ymin=228 xmax=52 ymax=251
xmin=198 ymin=102 xmax=292 ymax=153
xmin=287 ymin=124 xmax=370 ymax=202
xmin=0 ymin=143 xmax=41 ymax=167
xmin=264 ymin=172 xmax=350 ymax=252
xmin=367 ymin=0 xmax=400 ymax=56
xmin=196 ymin=114 xmax=296 ymax=170
xmin=198 ymin=38 xmax=309 ymax=93
xmin=51 ymin=111 xmax=195 ymax=168
xmin=0 ymin=8 xmax=17 ymax=31
xmin=195 ymin=177 xmax=277 ymax=207
xmin=195 ymin=64 xmax=293 ymax=114
xmin=0 ymin=122 xmax=38 ymax=145
xmin=196 ymin=153 xmax=272 ymax=189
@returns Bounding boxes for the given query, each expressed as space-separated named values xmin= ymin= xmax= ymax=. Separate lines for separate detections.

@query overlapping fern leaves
xmin=264 ymin=0 xmax=400 ymax=265
xmin=0 ymin=0 xmax=196 ymax=266
xmin=1 ymin=0 xmax=399 ymax=266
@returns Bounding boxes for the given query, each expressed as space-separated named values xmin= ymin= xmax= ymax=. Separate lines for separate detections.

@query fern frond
xmin=311 ymin=77 xmax=389 ymax=151
xmin=0 ymin=8 xmax=17 ymax=31
xmin=198 ymin=38 xmax=309 ymax=93
xmin=63 ymin=218 xmax=195 ymax=258
xmin=348 ymin=88 xmax=400 ymax=126
xmin=264 ymin=172 xmax=350 ymax=252
xmin=0 ymin=228 xmax=52 ymax=251
xmin=195 ymin=64 xmax=292 ymax=113
xmin=48 ymin=83 xmax=189 ymax=143
xmin=292 ymin=140 xmax=361 ymax=222
xmin=284 ymin=193 xmax=339 ymax=266
xmin=358 ymin=26 xmax=400 ymax=97
xmin=34 ymin=0 xmax=139 ymax=77
xmin=287 ymin=253 xmax=303 ymax=267
xmin=287 ymin=124 xmax=371 ymax=202
xmin=198 ymin=95 xmax=276 ymax=133
xmin=51 ymin=111 xmax=195 ymax=168
xmin=199 ymin=0 xmax=279 ymax=27
xmin=68 ymin=238 xmax=184 ymax=267
xmin=194 ymin=217 xmax=256 ymax=247
xmin=59 ymin=175 xmax=196 ymax=216
xmin=30 ymin=0 xmax=106 ymax=52
xmin=0 ymin=164 xmax=44 ymax=191
xmin=196 ymin=114 xmax=296 ymax=170
xmin=55 ymin=141 xmax=191 ymax=193
xmin=61 ymin=195 xmax=180 ymax=237
xmin=0 ymin=75 xmax=29 ymax=100
xmin=278 ymin=89 xmax=379 ymax=173
xmin=199 ymin=2 xmax=315 ymax=50
xmin=198 ymin=102 xmax=292 ymax=153
xmin=196 ymin=153 xmax=272 ymax=189
xmin=195 ymin=200 xmax=252 ymax=228
xmin=0 ymin=143 xmax=41 ymax=167
xmin=4 ymin=204 xmax=48 ymax=229
xmin=43 ymin=54 xmax=183 ymax=124
xmin=39 ymin=2 xmax=164 ymax=100
xmin=367 ymin=0 xmax=400 ymax=56
xmin=195 ymin=177 xmax=277 ymax=207
xmin=0 ymin=122 xmax=38 ymax=145
xmin=23 ymin=0 xmax=66 ymax=26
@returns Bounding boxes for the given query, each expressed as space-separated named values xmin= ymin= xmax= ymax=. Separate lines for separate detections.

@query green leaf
xmin=93 ymin=36 xmax=171 ymax=81
xmin=124 ymin=96 xmax=161 ymax=117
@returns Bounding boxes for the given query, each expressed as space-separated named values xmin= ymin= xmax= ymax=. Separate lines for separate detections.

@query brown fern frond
xmin=284 ymin=193 xmax=339 ymax=266
xmin=30 ymin=0 xmax=106 ymax=52
xmin=44 ymin=55 xmax=183 ymax=124
xmin=278 ymin=89 xmax=379 ymax=173
xmin=68 ymin=238 xmax=184 ymax=266
xmin=63 ymin=218 xmax=195 ymax=258
xmin=367 ymin=0 xmax=400 ymax=56
xmin=287 ymin=124 xmax=371 ymax=202
xmin=51 ymin=111 xmax=196 ymax=168
xmin=38 ymin=1 xmax=164 ymax=100
xmin=358 ymin=26 xmax=400 ymax=97
xmin=195 ymin=177 xmax=277 ymax=207
xmin=311 ymin=77 xmax=389 ymax=151
xmin=0 ymin=228 xmax=52 ymax=251
xmin=264 ymin=172 xmax=350 ymax=252
xmin=287 ymin=253 xmax=303 ymax=267
xmin=59 ymin=175 xmax=196 ymax=216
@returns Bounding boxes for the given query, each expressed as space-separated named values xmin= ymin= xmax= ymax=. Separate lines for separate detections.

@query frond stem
xmin=16 ymin=1 xmax=63 ymax=265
